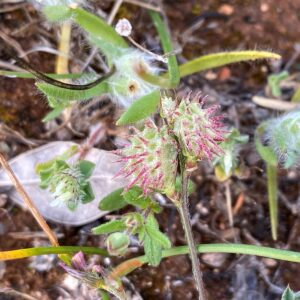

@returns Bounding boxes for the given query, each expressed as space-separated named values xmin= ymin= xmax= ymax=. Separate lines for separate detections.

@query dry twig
xmin=0 ymin=153 xmax=59 ymax=247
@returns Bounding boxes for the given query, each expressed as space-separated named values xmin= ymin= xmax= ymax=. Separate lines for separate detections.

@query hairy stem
xmin=178 ymin=164 xmax=206 ymax=300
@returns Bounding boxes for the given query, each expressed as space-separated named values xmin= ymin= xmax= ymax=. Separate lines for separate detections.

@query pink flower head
xmin=116 ymin=120 xmax=178 ymax=197
xmin=162 ymin=93 xmax=226 ymax=167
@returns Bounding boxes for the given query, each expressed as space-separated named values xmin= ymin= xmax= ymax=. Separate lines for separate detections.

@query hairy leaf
xmin=36 ymin=81 xmax=109 ymax=104
xmin=0 ymin=142 xmax=127 ymax=225
xmin=99 ymin=188 xmax=127 ymax=211
xmin=72 ymin=7 xmax=127 ymax=48
xmin=116 ymin=90 xmax=160 ymax=125
xmin=92 ymin=220 xmax=126 ymax=235
xmin=179 ymin=51 xmax=281 ymax=78
xmin=282 ymin=286 xmax=300 ymax=300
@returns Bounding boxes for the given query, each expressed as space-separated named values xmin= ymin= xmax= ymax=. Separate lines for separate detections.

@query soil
xmin=1 ymin=1 xmax=300 ymax=300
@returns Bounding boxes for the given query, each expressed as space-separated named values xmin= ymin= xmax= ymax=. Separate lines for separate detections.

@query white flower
xmin=115 ymin=18 xmax=132 ymax=37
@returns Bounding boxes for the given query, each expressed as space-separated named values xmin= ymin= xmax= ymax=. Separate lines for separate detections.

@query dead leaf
xmin=0 ymin=142 xmax=127 ymax=226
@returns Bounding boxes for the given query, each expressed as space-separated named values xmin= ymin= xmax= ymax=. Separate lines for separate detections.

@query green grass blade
xmin=267 ymin=163 xmax=278 ymax=240
xmin=116 ymin=90 xmax=160 ymax=125
xmin=179 ymin=51 xmax=281 ymax=78
xmin=149 ymin=11 xmax=180 ymax=88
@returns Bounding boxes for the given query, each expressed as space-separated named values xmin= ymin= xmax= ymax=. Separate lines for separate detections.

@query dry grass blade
xmin=252 ymin=96 xmax=300 ymax=111
xmin=0 ymin=153 xmax=59 ymax=247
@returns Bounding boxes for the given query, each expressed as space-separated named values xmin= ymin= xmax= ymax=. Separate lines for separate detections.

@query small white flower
xmin=115 ymin=18 xmax=132 ymax=37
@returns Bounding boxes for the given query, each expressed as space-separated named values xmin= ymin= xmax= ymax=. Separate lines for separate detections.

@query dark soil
xmin=1 ymin=1 xmax=300 ymax=300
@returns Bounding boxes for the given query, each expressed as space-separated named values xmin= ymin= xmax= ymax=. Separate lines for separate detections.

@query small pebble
xmin=218 ymin=4 xmax=234 ymax=15
xmin=260 ymin=3 xmax=269 ymax=12
xmin=201 ymin=253 xmax=228 ymax=268
xmin=262 ymin=258 xmax=277 ymax=268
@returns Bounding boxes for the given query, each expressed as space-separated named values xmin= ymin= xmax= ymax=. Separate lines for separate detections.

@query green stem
xmin=2 ymin=243 xmax=300 ymax=264
xmin=177 ymin=163 xmax=206 ymax=300
xmin=267 ymin=163 xmax=278 ymax=240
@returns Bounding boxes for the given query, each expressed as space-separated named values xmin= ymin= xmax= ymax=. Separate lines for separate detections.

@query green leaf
xmin=143 ymin=234 xmax=162 ymax=266
xmin=179 ymin=51 xmax=281 ymax=78
xmin=72 ymin=7 xmax=127 ymax=48
xmin=92 ymin=220 xmax=126 ymax=235
xmin=149 ymin=11 xmax=180 ymax=88
xmin=255 ymin=123 xmax=278 ymax=167
xmin=81 ymin=183 xmax=95 ymax=204
xmin=123 ymin=187 xmax=152 ymax=209
xmin=36 ymin=81 xmax=109 ymax=104
xmin=42 ymin=107 xmax=65 ymax=122
xmin=281 ymin=286 xmax=300 ymax=300
xmin=268 ymin=71 xmax=289 ymax=97
xmin=78 ymin=160 xmax=95 ymax=178
xmin=99 ymin=188 xmax=127 ymax=211
xmin=145 ymin=214 xmax=171 ymax=249
xmin=116 ymin=90 xmax=160 ymax=125
xmin=43 ymin=5 xmax=74 ymax=22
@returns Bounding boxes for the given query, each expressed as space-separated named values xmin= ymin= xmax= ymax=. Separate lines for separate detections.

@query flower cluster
xmin=162 ymin=94 xmax=226 ymax=168
xmin=36 ymin=158 xmax=95 ymax=211
xmin=49 ymin=164 xmax=87 ymax=210
xmin=108 ymin=49 xmax=159 ymax=107
xmin=116 ymin=120 xmax=178 ymax=197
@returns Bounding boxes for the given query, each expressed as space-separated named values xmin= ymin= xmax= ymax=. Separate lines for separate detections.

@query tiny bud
xmin=115 ymin=18 xmax=132 ymax=37
xmin=106 ymin=232 xmax=130 ymax=256
xmin=71 ymin=251 xmax=87 ymax=271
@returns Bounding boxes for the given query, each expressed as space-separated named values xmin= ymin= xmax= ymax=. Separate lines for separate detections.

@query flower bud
xmin=108 ymin=49 xmax=159 ymax=107
xmin=115 ymin=18 xmax=132 ymax=37
xmin=117 ymin=120 xmax=178 ymax=197
xmin=262 ymin=110 xmax=300 ymax=168
xmin=48 ymin=162 xmax=93 ymax=210
xmin=106 ymin=232 xmax=130 ymax=256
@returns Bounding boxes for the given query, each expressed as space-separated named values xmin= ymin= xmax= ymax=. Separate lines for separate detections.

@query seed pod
xmin=106 ymin=232 xmax=130 ymax=256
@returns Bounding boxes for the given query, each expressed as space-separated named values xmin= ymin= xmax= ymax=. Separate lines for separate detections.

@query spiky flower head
xmin=49 ymin=164 xmax=87 ymax=210
xmin=108 ymin=49 xmax=159 ymax=107
xmin=260 ymin=110 xmax=300 ymax=168
xmin=116 ymin=120 xmax=178 ymax=197
xmin=162 ymin=93 xmax=226 ymax=168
